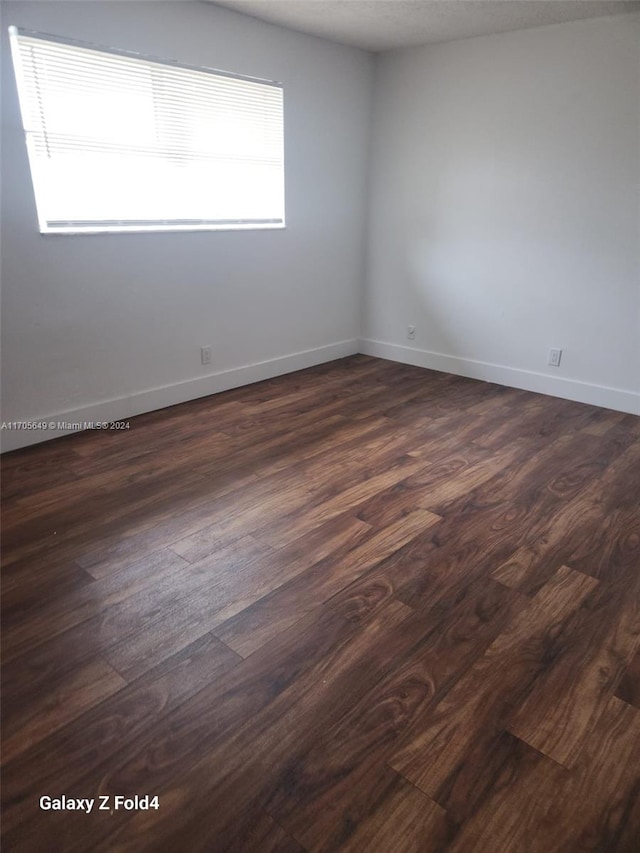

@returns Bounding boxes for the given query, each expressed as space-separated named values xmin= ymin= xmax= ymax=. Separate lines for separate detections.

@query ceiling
xmin=208 ymin=0 xmax=640 ymax=52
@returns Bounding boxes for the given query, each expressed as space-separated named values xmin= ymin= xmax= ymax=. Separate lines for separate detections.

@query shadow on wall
xmin=405 ymin=223 xmax=560 ymax=376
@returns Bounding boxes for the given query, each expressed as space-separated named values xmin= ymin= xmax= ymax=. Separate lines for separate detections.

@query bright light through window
xmin=9 ymin=27 xmax=285 ymax=233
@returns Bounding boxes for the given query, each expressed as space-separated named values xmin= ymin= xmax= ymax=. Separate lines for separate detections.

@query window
xmin=9 ymin=27 xmax=285 ymax=233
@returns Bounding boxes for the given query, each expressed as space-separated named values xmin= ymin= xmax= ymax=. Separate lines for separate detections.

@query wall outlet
xmin=548 ymin=348 xmax=562 ymax=367
xmin=407 ymin=325 xmax=416 ymax=341
xmin=201 ymin=345 xmax=212 ymax=365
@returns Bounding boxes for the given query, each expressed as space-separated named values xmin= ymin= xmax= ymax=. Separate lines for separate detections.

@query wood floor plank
xmin=1 ymin=469 xmax=212 ymax=570
xmin=1 ymin=552 xmax=94 ymax=615
xmin=1 ymin=450 xmax=212 ymax=543
xmin=1 ymin=634 xmax=240 ymax=838
xmin=389 ymin=565 xmax=599 ymax=798
xmin=491 ymin=437 xmax=640 ymax=595
xmin=433 ymin=728 xmax=546 ymax=830
xmin=1 ymin=548 xmax=191 ymax=662
xmin=446 ymin=697 xmax=640 ymax=853
xmin=579 ymin=408 xmax=628 ymax=437
xmin=1 ymin=655 xmax=126 ymax=764
xmin=3 ymin=536 xmax=266 ymax=678
xmin=74 ymin=465 xmax=309 ymax=578
xmin=101 ymin=521 xmax=371 ymax=679
xmin=264 ymin=578 xmax=526 ymax=845
xmin=566 ymin=496 xmax=640 ymax=585
xmin=469 ymin=393 xmax=594 ymax=452
xmin=5 ymin=429 xmax=233 ymax=523
xmin=616 ymin=648 xmax=640 ymax=709
xmin=507 ymin=569 xmax=640 ymax=767
xmin=2 ymin=355 xmax=639 ymax=852
xmin=1 ymin=442 xmax=82 ymax=500
xmin=10 ymin=599 xmax=417 ymax=852
xmin=213 ymin=508 xmax=440 ymax=657
xmin=91 ymin=536 xmax=272 ymax=679
xmin=193 ymin=413 xmax=389 ymax=489
xmin=2 ymin=605 xmax=361 ymax=851
xmin=212 ymin=806 xmax=305 ymax=853
xmin=309 ymin=766 xmax=449 ymax=853
xmin=392 ymin=427 xmax=632 ymax=619
xmin=208 ymin=381 xmax=387 ymax=439
xmin=256 ymin=455 xmax=430 ymax=547
xmin=88 ymin=600 xmax=437 ymax=852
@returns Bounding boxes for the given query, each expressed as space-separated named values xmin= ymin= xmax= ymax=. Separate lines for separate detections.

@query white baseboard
xmin=1 ymin=339 xmax=359 ymax=452
xmin=4 ymin=336 xmax=637 ymax=452
xmin=359 ymin=339 xmax=640 ymax=416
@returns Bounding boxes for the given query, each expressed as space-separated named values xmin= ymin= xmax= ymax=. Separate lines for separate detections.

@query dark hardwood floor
xmin=2 ymin=354 xmax=639 ymax=852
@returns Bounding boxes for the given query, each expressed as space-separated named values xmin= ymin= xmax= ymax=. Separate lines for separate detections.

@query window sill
xmin=39 ymin=223 xmax=286 ymax=235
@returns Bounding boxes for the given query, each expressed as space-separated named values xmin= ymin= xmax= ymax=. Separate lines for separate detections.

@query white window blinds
xmin=9 ymin=27 xmax=285 ymax=233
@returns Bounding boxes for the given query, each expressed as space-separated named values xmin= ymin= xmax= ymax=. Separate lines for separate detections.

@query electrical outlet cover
xmin=548 ymin=348 xmax=562 ymax=367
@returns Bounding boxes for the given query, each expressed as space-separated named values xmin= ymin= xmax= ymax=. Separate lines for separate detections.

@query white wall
xmin=1 ymin=1 xmax=374 ymax=449
xmin=3 ymin=7 xmax=639 ymax=452
xmin=364 ymin=13 xmax=640 ymax=414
